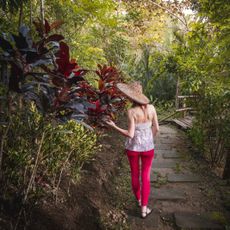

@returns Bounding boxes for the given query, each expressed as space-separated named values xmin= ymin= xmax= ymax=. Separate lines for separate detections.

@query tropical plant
xmin=0 ymin=19 xmax=126 ymax=125
xmin=0 ymin=0 xmax=29 ymax=12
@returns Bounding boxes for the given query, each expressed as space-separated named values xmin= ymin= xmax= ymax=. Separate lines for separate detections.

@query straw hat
xmin=116 ymin=81 xmax=150 ymax=105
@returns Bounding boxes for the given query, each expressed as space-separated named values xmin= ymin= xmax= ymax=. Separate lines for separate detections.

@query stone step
xmin=160 ymin=139 xmax=180 ymax=144
xmin=155 ymin=149 xmax=178 ymax=155
xmin=152 ymin=160 xmax=180 ymax=168
xmin=163 ymin=152 xmax=183 ymax=159
xmin=150 ymin=172 xmax=158 ymax=182
xmin=174 ymin=211 xmax=224 ymax=229
xmin=127 ymin=208 xmax=160 ymax=229
xmin=155 ymin=145 xmax=173 ymax=150
xmin=159 ymin=126 xmax=178 ymax=134
xmin=168 ymin=173 xmax=201 ymax=183
xmin=151 ymin=188 xmax=186 ymax=201
xmin=160 ymin=212 xmax=174 ymax=223
xmin=155 ymin=149 xmax=177 ymax=154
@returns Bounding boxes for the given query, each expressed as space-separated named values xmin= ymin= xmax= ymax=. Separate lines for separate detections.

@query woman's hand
xmin=105 ymin=120 xmax=116 ymax=127
xmin=104 ymin=114 xmax=134 ymax=138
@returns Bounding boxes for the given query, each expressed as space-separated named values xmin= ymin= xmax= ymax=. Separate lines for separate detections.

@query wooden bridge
xmin=172 ymin=95 xmax=197 ymax=130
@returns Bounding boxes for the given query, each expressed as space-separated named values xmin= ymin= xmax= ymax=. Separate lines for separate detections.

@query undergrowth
xmin=0 ymin=102 xmax=99 ymax=228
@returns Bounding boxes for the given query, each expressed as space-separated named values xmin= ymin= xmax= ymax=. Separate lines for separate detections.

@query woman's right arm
xmin=105 ymin=109 xmax=135 ymax=138
xmin=151 ymin=106 xmax=159 ymax=137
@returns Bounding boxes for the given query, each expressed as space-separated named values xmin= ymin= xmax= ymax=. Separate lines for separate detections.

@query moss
xmin=210 ymin=211 xmax=228 ymax=225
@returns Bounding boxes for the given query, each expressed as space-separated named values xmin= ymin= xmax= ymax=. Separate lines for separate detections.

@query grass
xmin=210 ymin=211 xmax=228 ymax=225
xmin=155 ymin=101 xmax=175 ymax=121
xmin=152 ymin=172 xmax=168 ymax=188
xmin=173 ymin=162 xmax=183 ymax=173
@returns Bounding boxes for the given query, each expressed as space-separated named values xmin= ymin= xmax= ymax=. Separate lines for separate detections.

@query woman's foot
xmin=141 ymin=206 xmax=152 ymax=219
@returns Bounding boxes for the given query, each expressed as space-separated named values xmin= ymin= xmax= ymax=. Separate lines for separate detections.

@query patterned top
xmin=125 ymin=121 xmax=154 ymax=151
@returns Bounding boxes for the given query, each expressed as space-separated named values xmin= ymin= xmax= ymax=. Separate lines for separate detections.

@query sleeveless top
xmin=125 ymin=121 xmax=154 ymax=151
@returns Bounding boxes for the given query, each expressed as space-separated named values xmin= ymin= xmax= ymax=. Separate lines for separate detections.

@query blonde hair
xmin=141 ymin=104 xmax=149 ymax=121
xmin=132 ymin=102 xmax=149 ymax=121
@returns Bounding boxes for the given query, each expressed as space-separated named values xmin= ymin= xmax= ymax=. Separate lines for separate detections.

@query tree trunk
xmin=40 ymin=0 xmax=45 ymax=24
xmin=223 ymin=151 xmax=230 ymax=179
xmin=142 ymin=45 xmax=150 ymax=95
xmin=30 ymin=0 xmax=33 ymax=28
xmin=18 ymin=1 xmax=23 ymax=30
xmin=0 ymin=61 xmax=8 ymax=85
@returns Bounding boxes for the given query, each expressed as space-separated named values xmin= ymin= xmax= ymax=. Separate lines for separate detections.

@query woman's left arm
xmin=152 ymin=106 xmax=160 ymax=137
xmin=105 ymin=110 xmax=135 ymax=138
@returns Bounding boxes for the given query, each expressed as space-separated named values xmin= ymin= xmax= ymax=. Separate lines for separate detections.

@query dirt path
xmin=126 ymin=124 xmax=230 ymax=230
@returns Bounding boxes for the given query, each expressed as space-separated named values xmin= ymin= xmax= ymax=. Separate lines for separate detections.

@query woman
xmin=105 ymin=81 xmax=159 ymax=218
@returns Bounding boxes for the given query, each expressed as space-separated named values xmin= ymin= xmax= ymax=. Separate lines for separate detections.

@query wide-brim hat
xmin=116 ymin=82 xmax=150 ymax=105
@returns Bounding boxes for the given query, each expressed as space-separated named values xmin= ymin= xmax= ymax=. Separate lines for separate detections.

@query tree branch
xmin=150 ymin=1 xmax=189 ymax=31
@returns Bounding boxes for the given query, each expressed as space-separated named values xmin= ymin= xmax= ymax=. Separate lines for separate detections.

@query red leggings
xmin=126 ymin=149 xmax=154 ymax=206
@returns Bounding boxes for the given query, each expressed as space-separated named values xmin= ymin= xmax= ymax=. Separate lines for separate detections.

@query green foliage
xmin=188 ymin=125 xmax=205 ymax=152
xmin=190 ymin=91 xmax=230 ymax=165
xmin=44 ymin=0 xmax=120 ymax=68
xmin=155 ymin=100 xmax=174 ymax=120
xmin=153 ymin=174 xmax=168 ymax=188
xmin=1 ymin=102 xmax=99 ymax=205
xmin=103 ymin=35 xmax=130 ymax=67
xmin=0 ymin=0 xmax=28 ymax=13
xmin=171 ymin=0 xmax=230 ymax=166
xmin=123 ymin=47 xmax=177 ymax=103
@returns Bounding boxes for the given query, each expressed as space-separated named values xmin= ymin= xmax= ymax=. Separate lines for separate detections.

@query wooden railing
xmin=170 ymin=94 xmax=198 ymax=129
xmin=175 ymin=95 xmax=197 ymax=118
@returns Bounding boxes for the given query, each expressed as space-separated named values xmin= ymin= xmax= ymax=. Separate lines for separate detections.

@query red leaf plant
xmin=33 ymin=18 xmax=64 ymax=38
xmin=0 ymin=18 xmax=126 ymax=126
xmin=85 ymin=64 xmax=126 ymax=125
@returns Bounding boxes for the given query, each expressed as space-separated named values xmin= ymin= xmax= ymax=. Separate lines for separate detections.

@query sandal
xmin=141 ymin=207 xmax=153 ymax=219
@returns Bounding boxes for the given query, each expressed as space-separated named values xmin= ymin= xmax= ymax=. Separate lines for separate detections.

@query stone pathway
xmin=127 ymin=124 xmax=229 ymax=230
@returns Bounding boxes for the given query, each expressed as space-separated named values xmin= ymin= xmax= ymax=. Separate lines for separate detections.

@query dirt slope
xmin=28 ymin=118 xmax=128 ymax=230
